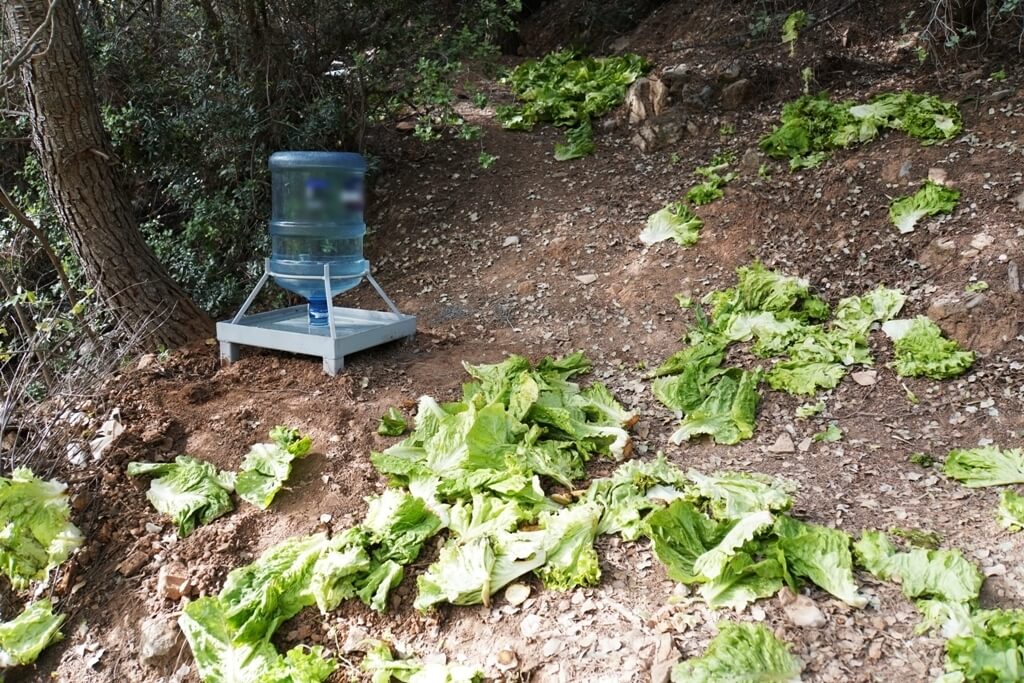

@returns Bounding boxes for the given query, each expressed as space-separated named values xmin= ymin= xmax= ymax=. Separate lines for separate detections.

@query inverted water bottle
xmin=267 ymin=151 xmax=368 ymax=326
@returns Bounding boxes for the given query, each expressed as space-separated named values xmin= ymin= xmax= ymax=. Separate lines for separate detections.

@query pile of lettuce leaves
xmin=179 ymin=353 xmax=639 ymax=682
xmin=640 ymin=465 xmax=867 ymax=610
xmin=760 ymin=91 xmax=962 ymax=170
xmin=496 ymin=49 xmax=649 ymax=160
xmin=651 ymin=262 xmax=907 ymax=444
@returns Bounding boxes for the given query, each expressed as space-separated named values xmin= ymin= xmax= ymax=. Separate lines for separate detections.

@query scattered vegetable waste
xmin=497 ymin=50 xmax=648 ymax=160
xmin=0 ymin=468 xmax=83 ymax=588
xmin=889 ymin=180 xmax=959 ymax=234
xmin=760 ymin=92 xmax=962 ymax=169
xmin=671 ymin=622 xmax=803 ymax=683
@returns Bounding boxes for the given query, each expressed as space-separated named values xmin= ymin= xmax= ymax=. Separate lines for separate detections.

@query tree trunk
xmin=3 ymin=0 xmax=213 ymax=348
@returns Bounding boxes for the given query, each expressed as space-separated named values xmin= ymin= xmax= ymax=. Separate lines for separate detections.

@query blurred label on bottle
xmin=305 ymin=178 xmax=327 ymax=210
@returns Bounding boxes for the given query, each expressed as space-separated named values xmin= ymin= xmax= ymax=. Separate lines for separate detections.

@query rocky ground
xmin=20 ymin=1 xmax=1024 ymax=682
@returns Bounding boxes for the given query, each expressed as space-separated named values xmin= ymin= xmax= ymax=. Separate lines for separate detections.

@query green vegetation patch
xmin=497 ymin=50 xmax=649 ymax=160
xmin=760 ymin=92 xmax=962 ymax=170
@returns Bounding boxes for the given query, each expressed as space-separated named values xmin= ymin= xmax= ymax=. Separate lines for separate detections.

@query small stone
xmin=927 ymin=167 xmax=948 ymax=184
xmin=767 ymin=433 xmax=795 ymax=453
xmin=782 ymin=594 xmax=827 ymax=628
xmin=139 ymin=615 xmax=183 ymax=668
xmin=598 ymin=637 xmax=622 ymax=653
xmin=575 ymin=274 xmax=598 ymax=285
xmin=341 ymin=626 xmax=370 ymax=653
xmin=520 ymin=614 xmax=542 ymax=638
xmin=516 ymin=281 xmax=536 ymax=296
xmin=157 ymin=561 xmax=190 ymax=601
xmin=319 ymin=514 xmax=332 ymax=524
xmin=505 ymin=583 xmax=530 ymax=606
xmin=136 ymin=354 xmax=157 ymax=371
xmin=970 ymin=233 xmax=994 ymax=250
xmin=502 ymin=235 xmax=520 ymax=247
xmin=720 ymin=79 xmax=752 ymax=109
xmin=116 ymin=551 xmax=149 ymax=577
xmin=542 ymin=639 xmax=563 ymax=658
xmin=1013 ymin=190 xmax=1024 ymax=211
xmin=851 ymin=370 xmax=878 ymax=386
xmin=797 ymin=437 xmax=812 ymax=452
xmin=1009 ymin=262 xmax=1020 ymax=293
xmin=984 ymin=563 xmax=1007 ymax=577
xmin=494 ymin=649 xmax=518 ymax=671
xmin=625 ymin=77 xmax=668 ymax=124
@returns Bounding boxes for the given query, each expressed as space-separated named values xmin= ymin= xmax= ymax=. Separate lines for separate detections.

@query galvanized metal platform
xmin=216 ymin=260 xmax=415 ymax=375
xmin=217 ymin=305 xmax=415 ymax=375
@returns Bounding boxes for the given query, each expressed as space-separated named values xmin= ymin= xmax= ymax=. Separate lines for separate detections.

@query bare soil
xmin=18 ymin=2 xmax=1024 ymax=682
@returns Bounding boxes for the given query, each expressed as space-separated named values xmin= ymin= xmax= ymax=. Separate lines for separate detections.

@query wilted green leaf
xmin=671 ymin=622 xmax=802 ymax=683
xmin=127 ymin=456 xmax=234 ymax=537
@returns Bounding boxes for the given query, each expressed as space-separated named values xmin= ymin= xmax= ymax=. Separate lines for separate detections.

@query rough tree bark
xmin=3 ymin=0 xmax=213 ymax=347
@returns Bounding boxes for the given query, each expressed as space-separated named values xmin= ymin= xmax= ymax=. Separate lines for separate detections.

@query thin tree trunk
xmin=3 ymin=0 xmax=213 ymax=348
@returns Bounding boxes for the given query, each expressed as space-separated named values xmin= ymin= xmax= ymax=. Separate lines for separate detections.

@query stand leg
xmin=365 ymin=270 xmax=402 ymax=315
xmin=323 ymin=356 xmax=344 ymax=375
xmin=220 ymin=342 xmax=240 ymax=364
xmin=324 ymin=263 xmax=338 ymax=339
xmin=231 ymin=262 xmax=271 ymax=324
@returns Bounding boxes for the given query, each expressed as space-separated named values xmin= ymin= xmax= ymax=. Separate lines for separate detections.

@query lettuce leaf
xmin=892 ymin=316 xmax=974 ymax=379
xmin=0 ymin=468 xmax=83 ymax=588
xmin=640 ymin=202 xmax=704 ymax=246
xmin=941 ymin=608 xmax=1024 ymax=682
xmin=355 ymin=560 xmax=404 ymax=613
xmin=774 ymin=516 xmax=865 ymax=607
xmin=831 ymin=286 xmax=907 ymax=338
xmin=854 ymin=531 xmax=982 ymax=633
xmin=997 ymin=490 xmax=1024 ymax=532
xmin=889 ymin=180 xmax=960 ymax=234
xmin=497 ymin=50 xmax=648 ymax=158
xmin=645 ymin=500 xmax=730 ymax=583
xmin=708 ymin=262 xmax=829 ymax=324
xmin=697 ymin=548 xmax=789 ymax=610
xmin=0 ymin=598 xmax=64 ymax=668
xmin=652 ymin=343 xmax=728 ymax=413
xmin=361 ymin=641 xmax=483 ymax=683
xmin=671 ymin=622 xmax=802 ymax=683
xmin=127 ymin=455 xmax=235 ymax=537
xmin=553 ymin=120 xmax=595 ymax=161
xmin=693 ymin=510 xmax=775 ymax=580
xmin=219 ymin=534 xmax=327 ymax=642
xmin=257 ymin=645 xmax=337 ymax=683
xmin=378 ymin=408 xmax=408 ymax=437
xmin=944 ymin=446 xmax=1024 ymax=487
xmin=236 ymin=427 xmax=313 ymax=509
xmin=687 ymin=470 xmax=794 ymax=520
xmin=535 ymin=503 xmax=602 ymax=590
xmin=670 ymin=369 xmax=761 ymax=445
xmin=760 ymin=91 xmax=961 ymax=170
xmin=361 ymin=489 xmax=443 ymax=565
xmin=308 ymin=528 xmax=372 ymax=613
xmin=584 ymin=455 xmax=691 ymax=540
xmin=414 ymin=531 xmax=548 ymax=610
xmin=179 ymin=597 xmax=335 ymax=683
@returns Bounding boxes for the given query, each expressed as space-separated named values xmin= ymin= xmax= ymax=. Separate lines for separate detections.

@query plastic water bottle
xmin=268 ymin=151 xmax=368 ymax=327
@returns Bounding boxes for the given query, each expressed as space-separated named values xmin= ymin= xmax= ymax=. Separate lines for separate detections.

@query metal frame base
xmin=216 ymin=260 xmax=415 ymax=375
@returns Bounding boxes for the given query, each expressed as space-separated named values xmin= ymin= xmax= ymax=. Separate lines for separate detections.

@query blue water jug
xmin=268 ymin=151 xmax=368 ymax=326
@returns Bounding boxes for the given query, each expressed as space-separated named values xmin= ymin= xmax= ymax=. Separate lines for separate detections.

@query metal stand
xmin=216 ymin=259 xmax=416 ymax=375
